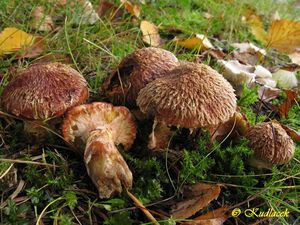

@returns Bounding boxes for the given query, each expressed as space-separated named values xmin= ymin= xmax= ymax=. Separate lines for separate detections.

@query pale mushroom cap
xmin=62 ymin=102 xmax=136 ymax=151
xmin=102 ymin=47 xmax=179 ymax=106
xmin=137 ymin=62 xmax=237 ymax=128
xmin=1 ymin=62 xmax=89 ymax=120
xmin=247 ymin=121 xmax=295 ymax=165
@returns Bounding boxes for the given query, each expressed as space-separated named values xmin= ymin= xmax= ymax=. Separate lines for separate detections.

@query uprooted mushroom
xmin=102 ymin=47 xmax=180 ymax=107
xmin=62 ymin=102 xmax=136 ymax=198
xmin=246 ymin=121 xmax=295 ymax=169
xmin=1 ymin=62 xmax=89 ymax=141
xmin=136 ymin=61 xmax=237 ymax=149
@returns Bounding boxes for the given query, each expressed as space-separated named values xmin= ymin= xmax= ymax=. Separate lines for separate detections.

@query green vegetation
xmin=0 ymin=0 xmax=299 ymax=224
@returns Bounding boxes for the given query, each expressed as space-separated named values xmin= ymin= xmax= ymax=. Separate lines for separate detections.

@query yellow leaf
xmin=244 ymin=13 xmax=267 ymax=44
xmin=267 ymin=19 xmax=300 ymax=53
xmin=140 ymin=20 xmax=162 ymax=47
xmin=121 ymin=0 xmax=140 ymax=17
xmin=175 ymin=34 xmax=214 ymax=50
xmin=0 ymin=27 xmax=35 ymax=55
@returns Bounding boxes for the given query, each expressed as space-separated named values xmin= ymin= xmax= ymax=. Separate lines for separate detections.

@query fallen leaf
xmin=140 ymin=20 xmax=162 ymax=47
xmin=96 ymin=0 xmax=124 ymax=19
xmin=175 ymin=34 xmax=214 ymax=50
xmin=182 ymin=206 xmax=230 ymax=225
xmin=267 ymin=19 xmax=300 ymax=53
xmin=288 ymin=50 xmax=300 ymax=65
xmin=244 ymin=11 xmax=267 ymax=44
xmin=17 ymin=36 xmax=45 ymax=58
xmin=272 ymin=69 xmax=298 ymax=89
xmin=232 ymin=42 xmax=266 ymax=61
xmin=276 ymin=90 xmax=298 ymax=118
xmin=280 ymin=123 xmax=300 ymax=143
xmin=208 ymin=111 xmax=250 ymax=143
xmin=79 ymin=0 xmax=99 ymax=24
xmin=31 ymin=6 xmax=54 ymax=31
xmin=208 ymin=49 xmax=226 ymax=60
xmin=121 ymin=0 xmax=140 ymax=18
xmin=0 ymin=27 xmax=36 ymax=55
xmin=258 ymin=85 xmax=281 ymax=102
xmin=171 ymin=183 xmax=221 ymax=219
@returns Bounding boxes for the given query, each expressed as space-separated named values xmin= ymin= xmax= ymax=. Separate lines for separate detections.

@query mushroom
xmin=246 ymin=121 xmax=295 ymax=169
xmin=61 ymin=102 xmax=136 ymax=198
xmin=137 ymin=61 xmax=237 ymax=149
xmin=102 ymin=47 xmax=179 ymax=107
xmin=1 ymin=62 xmax=89 ymax=140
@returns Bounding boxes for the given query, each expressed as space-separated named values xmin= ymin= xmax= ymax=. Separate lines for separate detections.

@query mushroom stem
xmin=148 ymin=119 xmax=174 ymax=150
xmin=84 ymin=129 xmax=133 ymax=199
xmin=23 ymin=120 xmax=49 ymax=142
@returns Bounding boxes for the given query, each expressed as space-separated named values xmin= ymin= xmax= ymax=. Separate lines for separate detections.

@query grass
xmin=0 ymin=0 xmax=299 ymax=224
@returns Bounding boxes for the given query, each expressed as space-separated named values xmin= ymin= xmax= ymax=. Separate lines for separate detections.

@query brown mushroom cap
xmin=1 ymin=62 xmax=89 ymax=120
xmin=102 ymin=47 xmax=179 ymax=106
xmin=62 ymin=102 xmax=136 ymax=153
xmin=137 ymin=62 xmax=237 ymax=128
xmin=246 ymin=121 xmax=295 ymax=166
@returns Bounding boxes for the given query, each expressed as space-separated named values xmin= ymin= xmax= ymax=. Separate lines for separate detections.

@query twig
xmin=127 ymin=190 xmax=159 ymax=225
xmin=0 ymin=158 xmax=58 ymax=168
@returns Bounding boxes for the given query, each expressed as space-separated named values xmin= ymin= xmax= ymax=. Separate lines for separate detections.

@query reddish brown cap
xmin=137 ymin=62 xmax=237 ymax=128
xmin=102 ymin=47 xmax=179 ymax=106
xmin=62 ymin=102 xmax=136 ymax=152
xmin=246 ymin=121 xmax=295 ymax=166
xmin=1 ymin=62 xmax=89 ymax=120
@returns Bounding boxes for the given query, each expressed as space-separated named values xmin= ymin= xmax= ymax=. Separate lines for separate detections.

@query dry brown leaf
xmin=96 ymin=0 xmax=124 ymax=19
xmin=280 ymin=123 xmax=300 ymax=144
xmin=31 ymin=6 xmax=54 ymax=31
xmin=276 ymin=90 xmax=298 ymax=118
xmin=121 ymin=0 xmax=140 ymax=18
xmin=175 ymin=34 xmax=214 ymax=50
xmin=140 ymin=20 xmax=162 ymax=47
xmin=258 ymin=85 xmax=281 ymax=102
xmin=171 ymin=183 xmax=221 ymax=219
xmin=208 ymin=111 xmax=250 ymax=143
xmin=182 ymin=206 xmax=230 ymax=225
xmin=0 ymin=27 xmax=36 ymax=55
xmin=267 ymin=19 xmax=300 ymax=53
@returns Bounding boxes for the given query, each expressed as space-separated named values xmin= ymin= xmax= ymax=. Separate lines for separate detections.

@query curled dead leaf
xmin=140 ymin=20 xmax=162 ymax=47
xmin=276 ymin=89 xmax=298 ymax=118
xmin=280 ymin=123 xmax=300 ymax=144
xmin=258 ymin=85 xmax=281 ymax=102
xmin=121 ymin=0 xmax=140 ymax=18
xmin=171 ymin=183 xmax=221 ymax=219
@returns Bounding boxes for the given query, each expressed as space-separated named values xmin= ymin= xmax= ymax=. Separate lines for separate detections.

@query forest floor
xmin=0 ymin=0 xmax=300 ymax=224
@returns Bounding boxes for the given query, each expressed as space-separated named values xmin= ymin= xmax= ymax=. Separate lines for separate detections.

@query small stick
xmin=0 ymin=158 xmax=58 ymax=168
xmin=127 ymin=190 xmax=159 ymax=225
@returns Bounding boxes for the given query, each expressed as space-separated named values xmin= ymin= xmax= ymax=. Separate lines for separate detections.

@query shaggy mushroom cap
xmin=62 ymin=102 xmax=137 ymax=153
xmin=137 ymin=62 xmax=237 ymax=128
xmin=246 ymin=121 xmax=295 ymax=167
xmin=1 ymin=62 xmax=89 ymax=120
xmin=102 ymin=47 xmax=179 ymax=106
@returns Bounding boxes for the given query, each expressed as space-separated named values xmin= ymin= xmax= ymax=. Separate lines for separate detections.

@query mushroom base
xmin=247 ymin=156 xmax=274 ymax=169
xmin=84 ymin=129 xmax=133 ymax=199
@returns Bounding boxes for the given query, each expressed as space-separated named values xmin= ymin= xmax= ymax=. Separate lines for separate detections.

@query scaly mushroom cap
xmin=246 ymin=121 xmax=295 ymax=166
xmin=137 ymin=62 xmax=237 ymax=128
xmin=84 ymin=129 xmax=133 ymax=199
xmin=102 ymin=47 xmax=179 ymax=106
xmin=1 ymin=62 xmax=89 ymax=120
xmin=62 ymin=102 xmax=136 ymax=153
